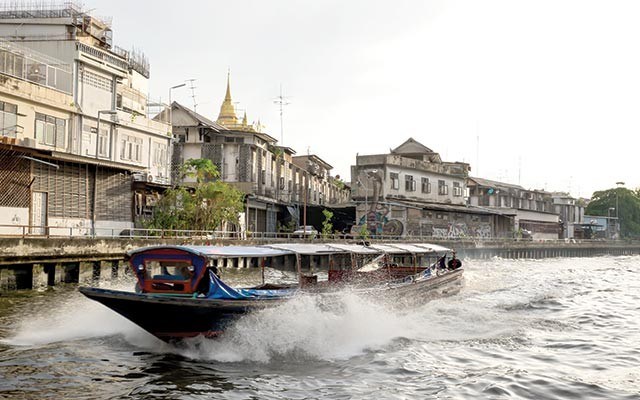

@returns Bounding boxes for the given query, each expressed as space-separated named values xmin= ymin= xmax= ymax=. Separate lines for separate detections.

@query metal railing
xmin=0 ymin=223 xmax=627 ymax=245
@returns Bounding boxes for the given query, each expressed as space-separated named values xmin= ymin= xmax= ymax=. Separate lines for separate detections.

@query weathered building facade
xmin=551 ymin=192 xmax=585 ymax=239
xmin=351 ymin=138 xmax=501 ymax=238
xmin=0 ymin=3 xmax=170 ymax=235
xmin=467 ymin=177 xmax=561 ymax=239
xmin=166 ymin=76 xmax=350 ymax=234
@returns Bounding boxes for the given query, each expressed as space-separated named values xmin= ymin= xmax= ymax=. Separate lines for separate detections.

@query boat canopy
xmin=127 ymin=243 xmax=452 ymax=295
xmin=128 ymin=245 xmax=294 ymax=259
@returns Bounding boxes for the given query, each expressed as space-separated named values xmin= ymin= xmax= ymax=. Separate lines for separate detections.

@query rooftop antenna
xmin=273 ymin=84 xmax=290 ymax=145
xmin=186 ymin=78 xmax=198 ymax=112
xmin=518 ymin=156 xmax=522 ymax=185
xmin=475 ymin=120 xmax=480 ymax=176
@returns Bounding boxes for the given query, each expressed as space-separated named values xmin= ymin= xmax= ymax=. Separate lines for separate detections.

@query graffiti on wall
xmin=431 ymin=223 xmax=492 ymax=239
xmin=352 ymin=202 xmax=405 ymax=237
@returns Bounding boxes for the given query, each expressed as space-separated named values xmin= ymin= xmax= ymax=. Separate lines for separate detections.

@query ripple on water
xmin=1 ymin=256 xmax=640 ymax=399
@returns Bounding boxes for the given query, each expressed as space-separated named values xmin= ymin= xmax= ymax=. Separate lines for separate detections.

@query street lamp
xmin=608 ymin=207 xmax=615 ymax=239
xmin=357 ymin=169 xmax=378 ymax=233
xmin=615 ymin=181 xmax=625 ymax=236
xmin=168 ymin=83 xmax=186 ymax=126
xmin=96 ymin=110 xmax=118 ymax=159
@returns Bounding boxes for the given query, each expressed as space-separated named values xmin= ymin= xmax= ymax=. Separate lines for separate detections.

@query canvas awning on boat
xmin=324 ymin=243 xmax=381 ymax=254
xmin=264 ymin=243 xmax=340 ymax=255
xmin=127 ymin=245 xmax=293 ymax=259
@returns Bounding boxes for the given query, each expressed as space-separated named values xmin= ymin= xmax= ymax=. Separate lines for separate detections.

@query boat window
xmin=145 ymin=260 xmax=194 ymax=281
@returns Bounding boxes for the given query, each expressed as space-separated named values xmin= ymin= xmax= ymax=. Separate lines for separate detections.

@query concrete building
xmin=0 ymin=3 xmax=170 ymax=235
xmin=164 ymin=75 xmax=350 ymax=234
xmin=467 ymin=177 xmax=561 ymax=239
xmin=551 ymin=192 xmax=585 ymax=239
xmin=351 ymin=138 xmax=501 ymax=238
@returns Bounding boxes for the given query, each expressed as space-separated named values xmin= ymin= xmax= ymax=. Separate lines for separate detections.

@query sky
xmin=87 ymin=0 xmax=640 ymax=198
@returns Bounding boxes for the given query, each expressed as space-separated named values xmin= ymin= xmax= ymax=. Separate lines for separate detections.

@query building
xmin=351 ymin=138 xmax=502 ymax=238
xmin=164 ymin=75 xmax=350 ymax=234
xmin=0 ymin=3 xmax=171 ymax=235
xmin=551 ymin=192 xmax=585 ymax=239
xmin=467 ymin=177 xmax=561 ymax=239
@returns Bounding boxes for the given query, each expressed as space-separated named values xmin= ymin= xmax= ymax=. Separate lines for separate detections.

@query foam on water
xmin=176 ymin=285 xmax=523 ymax=363
xmin=1 ymin=280 xmax=158 ymax=348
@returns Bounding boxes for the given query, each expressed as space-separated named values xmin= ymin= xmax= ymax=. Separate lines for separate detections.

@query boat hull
xmin=79 ymin=268 xmax=463 ymax=342
xmin=78 ymin=287 xmax=287 ymax=341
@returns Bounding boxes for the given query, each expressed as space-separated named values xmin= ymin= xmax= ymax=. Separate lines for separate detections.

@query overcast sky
xmin=89 ymin=0 xmax=640 ymax=198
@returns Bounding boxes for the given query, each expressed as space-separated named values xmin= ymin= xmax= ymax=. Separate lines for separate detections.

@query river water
xmin=1 ymin=256 xmax=639 ymax=399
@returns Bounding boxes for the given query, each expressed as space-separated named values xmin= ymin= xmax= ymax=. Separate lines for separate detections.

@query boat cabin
xmin=127 ymin=243 xmax=454 ymax=295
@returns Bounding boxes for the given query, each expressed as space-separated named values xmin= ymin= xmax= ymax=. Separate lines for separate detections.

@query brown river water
xmin=1 ymin=256 xmax=639 ymax=399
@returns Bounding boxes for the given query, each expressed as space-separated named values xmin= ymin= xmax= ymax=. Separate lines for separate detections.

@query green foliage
xmin=585 ymin=187 xmax=640 ymax=238
xmin=333 ymin=177 xmax=346 ymax=190
xmin=179 ymin=158 xmax=220 ymax=184
xmin=358 ymin=224 xmax=370 ymax=240
xmin=321 ymin=209 xmax=334 ymax=238
xmin=146 ymin=159 xmax=243 ymax=232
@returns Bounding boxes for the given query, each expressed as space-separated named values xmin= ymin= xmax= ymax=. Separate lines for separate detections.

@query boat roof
xmin=324 ymin=243 xmax=381 ymax=254
xmin=127 ymin=243 xmax=452 ymax=258
xmin=127 ymin=245 xmax=293 ymax=258
xmin=264 ymin=243 xmax=340 ymax=255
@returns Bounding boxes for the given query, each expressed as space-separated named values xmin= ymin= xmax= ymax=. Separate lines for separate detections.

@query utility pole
xmin=273 ymin=84 xmax=290 ymax=145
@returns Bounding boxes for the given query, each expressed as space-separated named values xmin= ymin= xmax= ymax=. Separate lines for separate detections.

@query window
xmin=405 ymin=175 xmax=416 ymax=191
xmin=453 ymin=182 xmax=463 ymax=197
xmin=35 ymin=113 xmax=66 ymax=147
xmin=0 ymin=101 xmax=18 ymax=138
xmin=279 ymin=176 xmax=285 ymax=190
xmin=390 ymin=172 xmax=399 ymax=190
xmin=98 ymin=131 xmax=109 ymax=157
xmin=438 ymin=180 xmax=449 ymax=195
xmin=261 ymin=169 xmax=266 ymax=184
xmin=421 ymin=177 xmax=431 ymax=194
xmin=120 ymin=134 xmax=143 ymax=162
xmin=153 ymin=143 xmax=168 ymax=166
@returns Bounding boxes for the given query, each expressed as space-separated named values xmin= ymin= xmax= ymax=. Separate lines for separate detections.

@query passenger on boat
xmin=196 ymin=266 xmax=220 ymax=295
xmin=447 ymin=252 xmax=462 ymax=270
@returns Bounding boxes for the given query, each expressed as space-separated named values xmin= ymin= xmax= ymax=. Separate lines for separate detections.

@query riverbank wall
xmin=1 ymin=237 xmax=639 ymax=291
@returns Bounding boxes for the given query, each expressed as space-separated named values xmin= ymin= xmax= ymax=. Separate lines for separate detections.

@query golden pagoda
xmin=216 ymin=72 xmax=256 ymax=132
xmin=216 ymin=72 xmax=239 ymax=127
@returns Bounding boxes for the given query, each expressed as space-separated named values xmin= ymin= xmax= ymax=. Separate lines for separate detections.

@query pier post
xmin=0 ymin=267 xmax=17 ymax=290
xmin=100 ymin=262 xmax=112 ymax=282
xmin=32 ymin=264 xmax=48 ymax=289
xmin=78 ymin=262 xmax=94 ymax=284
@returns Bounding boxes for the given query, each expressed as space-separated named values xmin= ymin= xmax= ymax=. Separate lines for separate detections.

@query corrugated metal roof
xmin=172 ymin=102 xmax=228 ymax=131
xmin=468 ymin=176 xmax=524 ymax=191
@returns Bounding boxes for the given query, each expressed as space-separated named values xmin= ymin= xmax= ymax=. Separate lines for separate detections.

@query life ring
xmin=447 ymin=258 xmax=462 ymax=270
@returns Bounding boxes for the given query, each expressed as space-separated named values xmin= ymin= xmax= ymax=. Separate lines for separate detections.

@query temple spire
xmin=217 ymin=70 xmax=238 ymax=127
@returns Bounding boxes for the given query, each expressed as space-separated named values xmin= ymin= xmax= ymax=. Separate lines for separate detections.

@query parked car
xmin=292 ymin=225 xmax=318 ymax=238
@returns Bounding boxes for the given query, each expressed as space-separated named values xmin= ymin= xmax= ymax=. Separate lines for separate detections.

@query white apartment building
xmin=0 ymin=3 xmax=170 ymax=235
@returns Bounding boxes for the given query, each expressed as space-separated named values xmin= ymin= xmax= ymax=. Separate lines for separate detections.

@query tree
xmin=146 ymin=159 xmax=244 ymax=232
xmin=321 ymin=209 xmax=333 ymax=238
xmin=585 ymin=187 xmax=640 ymax=238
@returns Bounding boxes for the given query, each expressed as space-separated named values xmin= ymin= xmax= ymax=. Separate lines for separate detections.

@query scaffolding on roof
xmin=0 ymin=1 xmax=110 ymax=25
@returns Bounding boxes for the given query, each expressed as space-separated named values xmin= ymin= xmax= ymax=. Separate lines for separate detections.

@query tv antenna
xmin=273 ymin=84 xmax=291 ymax=145
xmin=186 ymin=79 xmax=198 ymax=112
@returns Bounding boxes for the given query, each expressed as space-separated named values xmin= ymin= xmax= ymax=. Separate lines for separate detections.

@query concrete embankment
xmin=0 ymin=237 xmax=639 ymax=291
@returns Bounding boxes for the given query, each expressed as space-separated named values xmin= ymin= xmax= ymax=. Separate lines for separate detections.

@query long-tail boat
xmin=79 ymin=242 xmax=463 ymax=342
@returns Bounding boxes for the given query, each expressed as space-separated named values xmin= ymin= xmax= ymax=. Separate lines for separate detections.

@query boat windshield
xmin=145 ymin=260 xmax=194 ymax=281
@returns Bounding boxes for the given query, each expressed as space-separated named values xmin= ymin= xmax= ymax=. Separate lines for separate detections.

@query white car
xmin=293 ymin=226 xmax=318 ymax=237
